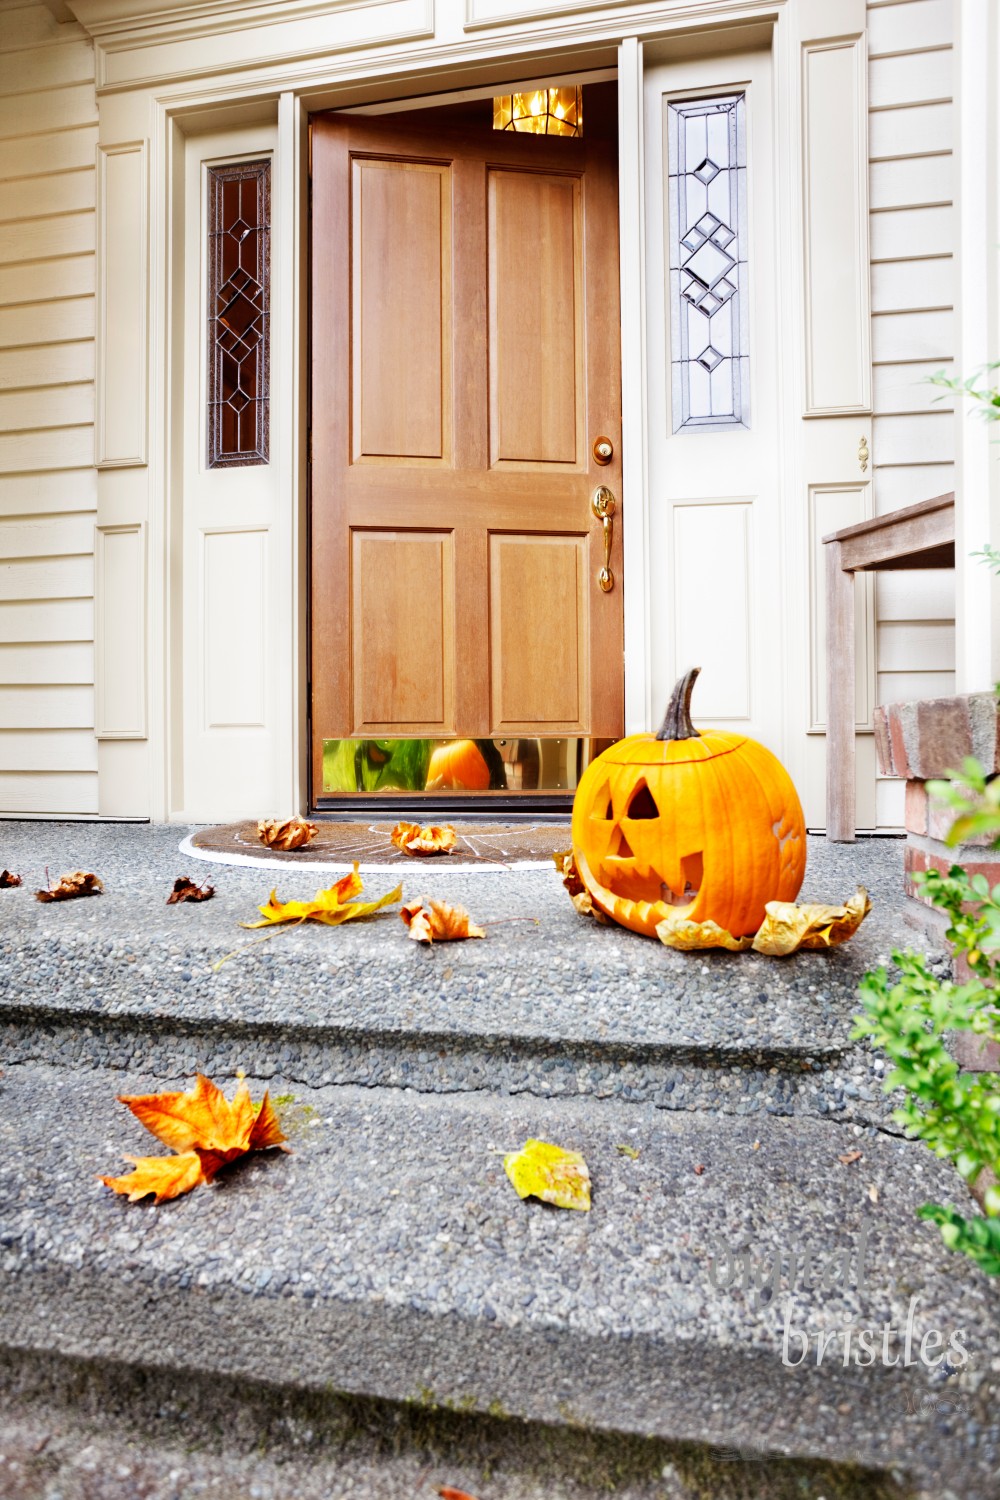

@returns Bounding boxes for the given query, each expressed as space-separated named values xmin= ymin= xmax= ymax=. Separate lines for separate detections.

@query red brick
xmin=950 ymin=1031 xmax=1000 ymax=1074
xmin=873 ymin=706 xmax=894 ymax=777
xmin=905 ymin=781 xmax=928 ymax=836
xmin=888 ymin=709 xmax=911 ymax=781
xmin=913 ymin=697 xmax=973 ymax=779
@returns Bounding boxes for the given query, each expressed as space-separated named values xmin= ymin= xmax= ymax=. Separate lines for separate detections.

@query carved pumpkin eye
xmin=626 ymin=782 xmax=658 ymax=819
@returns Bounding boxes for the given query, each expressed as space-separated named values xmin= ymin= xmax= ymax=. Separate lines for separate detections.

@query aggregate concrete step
xmin=0 ymin=824 xmax=932 ymax=1124
xmin=1 ymin=1061 xmax=997 ymax=1498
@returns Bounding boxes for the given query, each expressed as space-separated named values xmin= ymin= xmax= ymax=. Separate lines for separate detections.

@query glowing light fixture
xmin=492 ymin=86 xmax=583 ymax=137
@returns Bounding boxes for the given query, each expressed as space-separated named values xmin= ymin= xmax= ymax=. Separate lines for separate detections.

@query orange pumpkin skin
xmin=571 ymin=687 xmax=806 ymax=938
xmin=426 ymin=739 xmax=491 ymax=792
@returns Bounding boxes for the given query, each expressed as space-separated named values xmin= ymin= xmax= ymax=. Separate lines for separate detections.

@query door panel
xmin=352 ymin=158 xmax=452 ymax=463
xmin=488 ymin=533 xmax=586 ymax=732
xmin=489 ymin=170 xmax=583 ymax=467
xmin=311 ymin=106 xmax=623 ymax=794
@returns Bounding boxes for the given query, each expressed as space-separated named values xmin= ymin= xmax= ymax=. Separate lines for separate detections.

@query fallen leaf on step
xmin=751 ymin=887 xmax=872 ymax=957
xmin=503 ymin=1138 xmax=591 ymax=1212
xmin=256 ymin=816 xmax=318 ymax=850
xmin=655 ymin=916 xmax=752 ymax=952
xmin=868 ymin=1184 xmax=879 ymax=1204
xmin=242 ymin=864 xmax=402 ymax=929
xmin=390 ymin=822 xmax=458 ymax=856
xmin=693 ymin=1163 xmax=705 ymax=1175
xmin=839 ymin=1151 xmax=863 ymax=1166
xmin=167 ymin=875 xmax=214 ymax=905
xmin=553 ymin=850 xmax=608 ymax=923
xmin=0 ymin=870 xmax=21 ymax=888
xmin=439 ymin=1489 xmax=481 ymax=1500
xmin=401 ymin=898 xmax=485 ymax=944
xmin=616 ymin=1143 xmax=640 ymax=1160
xmin=35 ymin=870 xmax=103 ymax=903
xmin=100 ymin=1072 xmax=289 ymax=1204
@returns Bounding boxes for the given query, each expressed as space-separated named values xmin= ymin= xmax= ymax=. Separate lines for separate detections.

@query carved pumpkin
xmin=425 ymin=739 xmax=491 ymax=792
xmin=571 ymin=668 xmax=806 ymax=938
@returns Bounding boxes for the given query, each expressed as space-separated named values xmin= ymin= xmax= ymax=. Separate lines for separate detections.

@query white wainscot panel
xmin=672 ymin=501 xmax=751 ymax=721
xmin=802 ymin=37 xmax=871 ymax=414
xmin=95 ymin=523 xmax=145 ymax=736
xmin=808 ymin=485 xmax=875 ymax=732
xmin=202 ymin=528 xmax=267 ymax=730
xmin=97 ymin=142 xmax=147 ymax=467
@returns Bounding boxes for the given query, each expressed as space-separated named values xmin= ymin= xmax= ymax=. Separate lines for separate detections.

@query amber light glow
xmin=493 ymin=87 xmax=583 ymax=137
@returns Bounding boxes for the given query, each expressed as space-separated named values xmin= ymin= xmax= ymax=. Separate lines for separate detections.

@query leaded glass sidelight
xmin=207 ymin=159 xmax=270 ymax=467
xmin=667 ymin=94 xmax=748 ymax=432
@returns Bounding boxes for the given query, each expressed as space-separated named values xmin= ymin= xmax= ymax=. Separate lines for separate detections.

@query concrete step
xmin=0 ymin=824 xmax=934 ymax=1126
xmin=1 ymin=1060 xmax=997 ymax=1497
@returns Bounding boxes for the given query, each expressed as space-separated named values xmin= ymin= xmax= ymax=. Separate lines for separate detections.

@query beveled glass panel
xmin=207 ymin=158 xmax=270 ymax=468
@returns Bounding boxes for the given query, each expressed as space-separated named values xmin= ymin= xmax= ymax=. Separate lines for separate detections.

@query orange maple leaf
xmin=390 ymin=822 xmax=457 ymax=856
xmin=400 ymin=898 xmax=485 ymax=944
xmin=101 ymin=1074 xmax=289 ymax=1204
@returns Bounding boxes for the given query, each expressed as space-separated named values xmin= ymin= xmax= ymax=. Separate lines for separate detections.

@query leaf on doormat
xmin=553 ymin=850 xmax=608 ymax=924
xmin=167 ymin=875 xmax=214 ymax=905
xmin=655 ymin=916 xmax=752 ymax=952
xmin=390 ymin=822 xmax=458 ymax=856
xmin=100 ymin=1072 xmax=289 ymax=1205
xmin=503 ymin=1138 xmax=591 ymax=1212
xmin=0 ymin=870 xmax=22 ymax=888
xmin=400 ymin=898 xmax=485 ymax=944
xmin=256 ymin=816 xmax=318 ymax=850
xmin=751 ymin=886 xmax=872 ymax=957
xmin=35 ymin=870 xmax=103 ymax=903
xmin=242 ymin=864 xmax=402 ymax=929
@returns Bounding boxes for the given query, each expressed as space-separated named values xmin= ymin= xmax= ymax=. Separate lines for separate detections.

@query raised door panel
xmin=488 ymin=170 xmax=583 ymax=469
xmin=489 ymin=533 xmax=586 ymax=732
xmin=352 ymin=159 xmax=452 ymax=463
xmin=351 ymin=530 xmax=454 ymax=733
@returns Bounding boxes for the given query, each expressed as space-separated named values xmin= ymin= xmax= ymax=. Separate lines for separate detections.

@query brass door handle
xmin=592 ymin=485 xmax=616 ymax=592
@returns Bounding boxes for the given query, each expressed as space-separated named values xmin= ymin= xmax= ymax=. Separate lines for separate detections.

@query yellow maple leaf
xmin=390 ymin=822 xmax=458 ymax=856
xmin=400 ymin=898 xmax=485 ymax=943
xmin=655 ymin=917 xmax=752 ymax=952
xmin=751 ymin=886 xmax=871 ymax=956
xmin=503 ymin=1138 xmax=591 ymax=1211
xmin=242 ymin=864 xmax=402 ymax=929
xmin=100 ymin=1151 xmax=208 ymax=1204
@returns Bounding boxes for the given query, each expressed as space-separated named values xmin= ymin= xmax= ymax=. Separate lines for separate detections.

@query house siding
xmin=868 ymin=0 xmax=957 ymax=824
xmin=0 ymin=0 xmax=98 ymax=815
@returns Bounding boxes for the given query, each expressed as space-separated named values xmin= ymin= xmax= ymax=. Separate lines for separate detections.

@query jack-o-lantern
xmin=571 ymin=667 xmax=806 ymax=938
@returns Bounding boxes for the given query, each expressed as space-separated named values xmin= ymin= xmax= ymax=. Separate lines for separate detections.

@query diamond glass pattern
xmin=207 ymin=160 xmax=270 ymax=467
xmin=667 ymin=94 xmax=749 ymax=431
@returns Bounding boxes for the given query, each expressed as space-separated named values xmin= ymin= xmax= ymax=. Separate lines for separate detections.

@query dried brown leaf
xmin=554 ymin=850 xmax=608 ymax=923
xmin=256 ymin=817 xmax=318 ymax=850
xmin=400 ymin=898 xmax=485 ymax=944
xmin=0 ymin=870 xmax=22 ymax=888
xmin=36 ymin=870 xmax=103 ymax=903
xmin=390 ymin=822 xmax=457 ymax=856
xmin=839 ymin=1150 xmax=863 ymax=1166
xmin=751 ymin=887 xmax=872 ymax=957
xmin=167 ymin=876 xmax=214 ymax=905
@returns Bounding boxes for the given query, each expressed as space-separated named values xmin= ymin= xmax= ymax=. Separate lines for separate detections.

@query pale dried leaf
xmin=256 ymin=817 xmax=318 ymax=850
xmin=504 ymin=1138 xmax=591 ymax=1211
xmin=400 ymin=898 xmax=485 ymax=944
xmin=36 ymin=870 xmax=103 ymax=903
xmin=751 ymin=887 xmax=872 ymax=957
xmin=390 ymin=822 xmax=457 ymax=856
xmin=655 ymin=916 xmax=752 ymax=952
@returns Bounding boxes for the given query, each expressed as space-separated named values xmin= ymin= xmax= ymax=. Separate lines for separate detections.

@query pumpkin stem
xmin=656 ymin=667 xmax=702 ymax=741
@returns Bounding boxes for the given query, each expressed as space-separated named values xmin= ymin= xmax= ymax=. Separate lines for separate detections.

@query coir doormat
xmin=185 ymin=821 xmax=570 ymax=872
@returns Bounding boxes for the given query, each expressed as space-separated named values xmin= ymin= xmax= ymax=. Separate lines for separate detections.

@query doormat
xmin=183 ymin=821 xmax=570 ymax=873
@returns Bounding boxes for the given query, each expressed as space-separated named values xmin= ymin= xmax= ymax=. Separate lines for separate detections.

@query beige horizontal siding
xmin=868 ymin=0 xmax=956 ymax=770
xmin=0 ymin=0 xmax=97 ymax=816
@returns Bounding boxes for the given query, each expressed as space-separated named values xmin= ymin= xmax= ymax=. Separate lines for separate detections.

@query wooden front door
xmin=309 ymin=100 xmax=623 ymax=796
